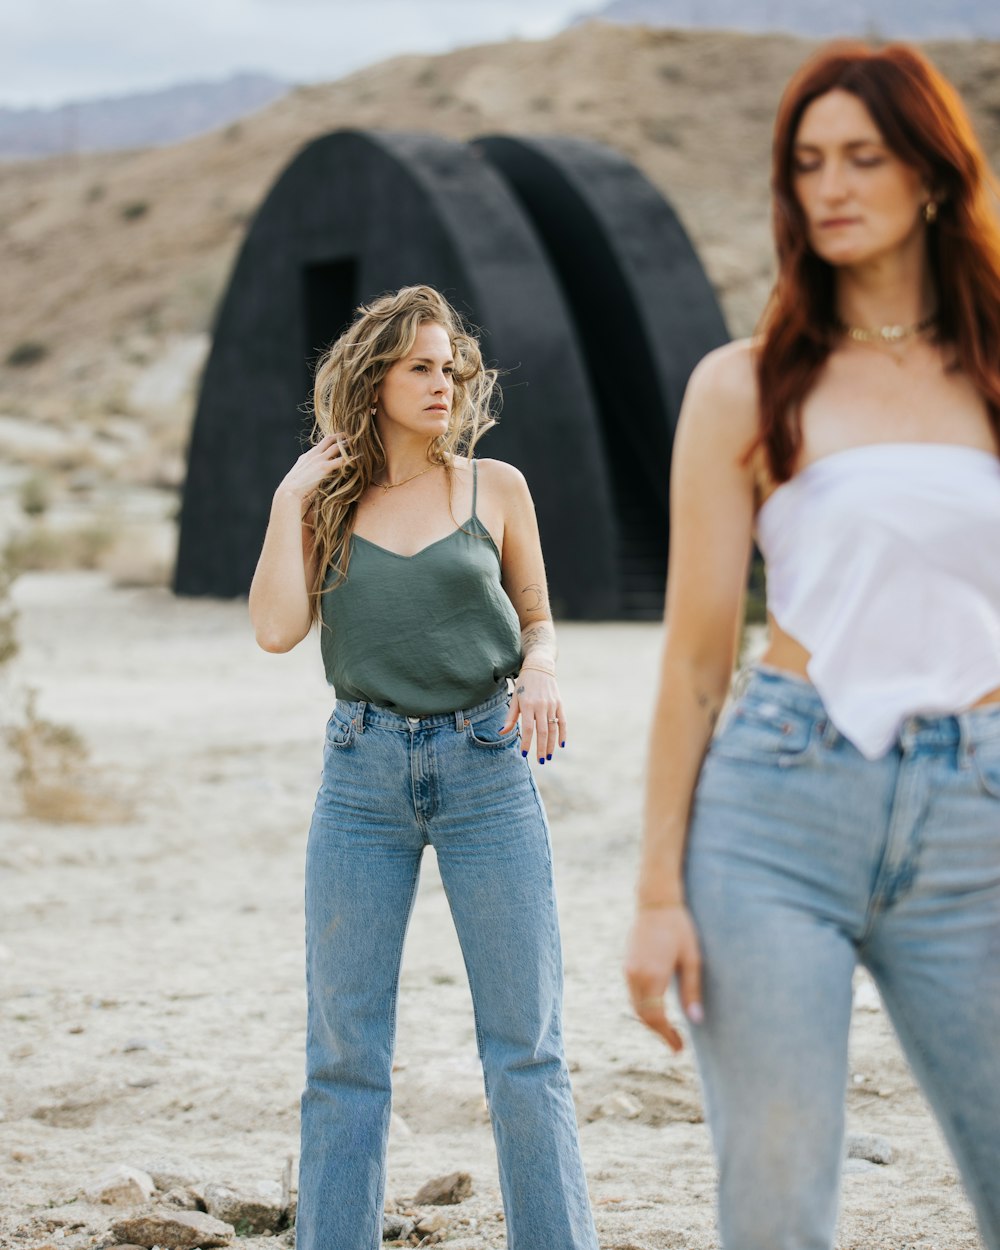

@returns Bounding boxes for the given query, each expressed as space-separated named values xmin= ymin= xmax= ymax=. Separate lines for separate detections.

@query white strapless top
xmin=757 ymin=442 xmax=1000 ymax=759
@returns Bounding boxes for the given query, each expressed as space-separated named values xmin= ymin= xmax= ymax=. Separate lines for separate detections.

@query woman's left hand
xmin=502 ymin=668 xmax=566 ymax=764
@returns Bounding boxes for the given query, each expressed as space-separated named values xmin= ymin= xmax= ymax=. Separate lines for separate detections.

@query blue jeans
xmin=685 ymin=666 xmax=1000 ymax=1250
xmin=297 ymin=689 xmax=598 ymax=1250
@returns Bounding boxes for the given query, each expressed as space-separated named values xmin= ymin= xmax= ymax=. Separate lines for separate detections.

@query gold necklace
xmin=839 ymin=312 xmax=937 ymax=344
xmin=374 ymin=463 xmax=436 ymax=494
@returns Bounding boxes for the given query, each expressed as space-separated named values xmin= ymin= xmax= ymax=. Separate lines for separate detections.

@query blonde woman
xmin=249 ymin=286 xmax=597 ymax=1250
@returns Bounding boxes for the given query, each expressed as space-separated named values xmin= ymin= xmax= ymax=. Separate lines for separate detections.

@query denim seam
xmin=526 ymin=771 xmax=554 ymax=870
xmin=372 ymin=859 xmax=423 ymax=1250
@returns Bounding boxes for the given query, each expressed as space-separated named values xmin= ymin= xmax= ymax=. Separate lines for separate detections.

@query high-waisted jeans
xmin=296 ymin=689 xmax=598 ymax=1250
xmin=686 ymin=666 xmax=1000 ymax=1250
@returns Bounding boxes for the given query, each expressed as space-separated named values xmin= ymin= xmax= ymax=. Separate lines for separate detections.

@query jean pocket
xmin=711 ymin=700 xmax=816 ymax=766
xmin=466 ymin=709 xmax=518 ymax=750
xmin=325 ymin=710 xmax=356 ymax=750
xmin=971 ymin=739 xmax=1000 ymax=798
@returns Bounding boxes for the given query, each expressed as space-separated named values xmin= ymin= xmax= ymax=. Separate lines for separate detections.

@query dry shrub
xmin=5 ymin=691 xmax=131 ymax=823
xmin=0 ymin=556 xmax=18 ymax=668
xmin=0 ymin=553 xmax=131 ymax=824
xmin=6 ymin=341 xmax=48 ymax=368
xmin=4 ymin=519 xmax=116 ymax=572
xmin=19 ymin=472 xmax=51 ymax=517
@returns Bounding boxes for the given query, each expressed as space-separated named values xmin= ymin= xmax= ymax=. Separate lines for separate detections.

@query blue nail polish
xmin=521 ymin=750 xmax=528 ymax=758
xmin=538 ymin=757 xmax=545 ymax=765
xmin=546 ymin=754 xmax=552 ymax=761
xmin=560 ymin=741 xmax=566 ymax=748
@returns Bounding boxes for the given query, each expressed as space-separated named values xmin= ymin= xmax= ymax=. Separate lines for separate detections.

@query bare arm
xmin=248 ymin=434 xmax=346 ymax=652
xmin=488 ymin=461 xmax=565 ymax=763
xmin=624 ymin=342 xmax=758 ymax=1049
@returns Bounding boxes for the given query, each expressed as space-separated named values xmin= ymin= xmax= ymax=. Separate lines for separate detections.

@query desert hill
xmin=0 ymin=73 xmax=291 ymax=160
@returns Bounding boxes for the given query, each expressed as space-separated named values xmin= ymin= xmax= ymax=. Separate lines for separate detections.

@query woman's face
xmin=792 ymin=88 xmax=929 ymax=267
xmin=376 ymin=321 xmax=454 ymax=443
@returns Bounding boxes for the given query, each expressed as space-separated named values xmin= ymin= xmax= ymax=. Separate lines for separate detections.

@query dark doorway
xmin=302 ymin=257 xmax=359 ymax=435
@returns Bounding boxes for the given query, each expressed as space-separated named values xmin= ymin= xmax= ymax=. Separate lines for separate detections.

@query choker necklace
xmin=839 ymin=312 xmax=937 ymax=344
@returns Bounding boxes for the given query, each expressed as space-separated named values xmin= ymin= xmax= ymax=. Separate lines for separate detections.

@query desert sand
xmin=0 ymin=569 xmax=984 ymax=1249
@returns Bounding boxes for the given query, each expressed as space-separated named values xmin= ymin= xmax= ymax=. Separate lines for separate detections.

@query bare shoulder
xmin=470 ymin=456 xmax=530 ymax=500
xmin=681 ymin=338 xmax=760 ymax=447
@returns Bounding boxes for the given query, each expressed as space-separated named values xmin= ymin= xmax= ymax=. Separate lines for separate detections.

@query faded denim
xmin=686 ymin=666 xmax=1000 ymax=1250
xmin=296 ymin=689 xmax=598 ymax=1250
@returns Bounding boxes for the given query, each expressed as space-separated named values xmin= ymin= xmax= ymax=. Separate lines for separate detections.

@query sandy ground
xmin=0 ymin=571 xmax=985 ymax=1249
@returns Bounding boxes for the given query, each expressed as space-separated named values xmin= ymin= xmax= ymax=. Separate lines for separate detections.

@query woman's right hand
xmin=276 ymin=433 xmax=350 ymax=514
xmin=624 ymin=903 xmax=703 ymax=1052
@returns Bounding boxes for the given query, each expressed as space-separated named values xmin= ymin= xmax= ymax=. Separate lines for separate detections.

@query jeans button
xmin=407 ymin=716 xmax=420 ymax=725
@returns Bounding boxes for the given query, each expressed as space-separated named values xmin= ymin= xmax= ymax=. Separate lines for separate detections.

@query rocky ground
xmin=0 ymin=571 xmax=986 ymax=1250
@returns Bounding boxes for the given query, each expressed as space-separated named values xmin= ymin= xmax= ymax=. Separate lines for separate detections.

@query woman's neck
xmin=835 ymin=238 xmax=936 ymax=332
xmin=377 ymin=430 xmax=439 ymax=486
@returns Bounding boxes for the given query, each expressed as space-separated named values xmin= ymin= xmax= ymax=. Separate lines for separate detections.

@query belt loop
xmin=957 ymin=712 xmax=971 ymax=770
xmin=454 ymin=708 xmax=465 ymax=732
xmin=355 ymin=700 xmax=367 ymax=734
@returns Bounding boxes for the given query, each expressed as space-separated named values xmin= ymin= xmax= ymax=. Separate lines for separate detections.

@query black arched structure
xmin=474 ymin=134 xmax=730 ymax=617
xmin=174 ymin=130 xmax=619 ymax=616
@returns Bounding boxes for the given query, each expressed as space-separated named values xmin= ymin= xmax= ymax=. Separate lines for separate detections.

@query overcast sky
xmin=2 ymin=0 xmax=601 ymax=109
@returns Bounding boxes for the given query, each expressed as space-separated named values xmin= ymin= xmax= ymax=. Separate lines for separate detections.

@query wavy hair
xmin=307 ymin=285 xmax=499 ymax=617
xmin=756 ymin=41 xmax=1000 ymax=480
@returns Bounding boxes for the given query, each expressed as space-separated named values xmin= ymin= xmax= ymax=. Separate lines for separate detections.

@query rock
xmin=203 ymin=1181 xmax=285 ymax=1235
xmin=843 ymin=1157 xmax=880 ymax=1175
xmin=382 ymin=1212 xmax=416 ymax=1240
xmin=588 ymin=1091 xmax=643 ymax=1121
xmin=414 ymin=1211 xmax=448 ymax=1234
xmin=142 ymin=1158 xmax=207 ymax=1191
xmin=161 ymin=1186 xmax=206 ymax=1211
xmin=412 ymin=1172 xmax=473 ymax=1206
xmin=846 ymin=1132 xmax=895 ymax=1166
xmin=41 ymin=1201 xmax=103 ymax=1229
xmin=111 ymin=1209 xmax=234 ymax=1248
xmin=85 ymin=1164 xmax=156 ymax=1205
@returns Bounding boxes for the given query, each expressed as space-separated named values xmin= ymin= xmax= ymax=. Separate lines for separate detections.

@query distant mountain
xmin=572 ymin=0 xmax=1000 ymax=38
xmin=0 ymin=72 xmax=292 ymax=159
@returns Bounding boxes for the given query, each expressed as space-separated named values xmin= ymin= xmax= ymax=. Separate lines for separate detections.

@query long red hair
xmin=756 ymin=42 xmax=1000 ymax=480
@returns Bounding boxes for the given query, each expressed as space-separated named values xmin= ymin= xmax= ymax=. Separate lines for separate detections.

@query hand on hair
xmin=276 ymin=433 xmax=350 ymax=515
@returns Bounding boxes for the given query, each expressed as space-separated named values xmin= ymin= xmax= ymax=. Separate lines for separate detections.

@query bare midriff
xmin=759 ymin=616 xmax=1000 ymax=708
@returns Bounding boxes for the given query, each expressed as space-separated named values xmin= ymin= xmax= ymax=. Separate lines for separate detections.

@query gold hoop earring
xmin=924 ymin=199 xmax=938 ymax=223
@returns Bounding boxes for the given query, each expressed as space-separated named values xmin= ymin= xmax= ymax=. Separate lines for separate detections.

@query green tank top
xmin=320 ymin=462 xmax=523 ymax=715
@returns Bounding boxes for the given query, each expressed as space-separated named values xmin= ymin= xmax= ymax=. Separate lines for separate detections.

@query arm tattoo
xmin=521 ymin=583 xmax=547 ymax=613
xmin=521 ymin=622 xmax=554 ymax=653
xmin=516 ymin=685 xmax=525 ymax=694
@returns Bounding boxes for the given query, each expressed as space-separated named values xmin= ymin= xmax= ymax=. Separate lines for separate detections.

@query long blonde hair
xmin=308 ymin=285 xmax=499 ymax=617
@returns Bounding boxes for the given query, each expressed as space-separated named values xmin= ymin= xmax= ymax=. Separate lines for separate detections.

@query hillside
xmin=0 ymin=73 xmax=292 ymax=161
xmin=0 ymin=22 xmax=998 ymax=580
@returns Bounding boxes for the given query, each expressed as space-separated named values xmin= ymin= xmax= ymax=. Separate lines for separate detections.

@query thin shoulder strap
xmin=471 ymin=460 xmax=479 ymax=520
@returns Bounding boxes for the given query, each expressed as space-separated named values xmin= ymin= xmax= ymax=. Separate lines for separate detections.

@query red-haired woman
xmin=625 ymin=42 xmax=1000 ymax=1250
